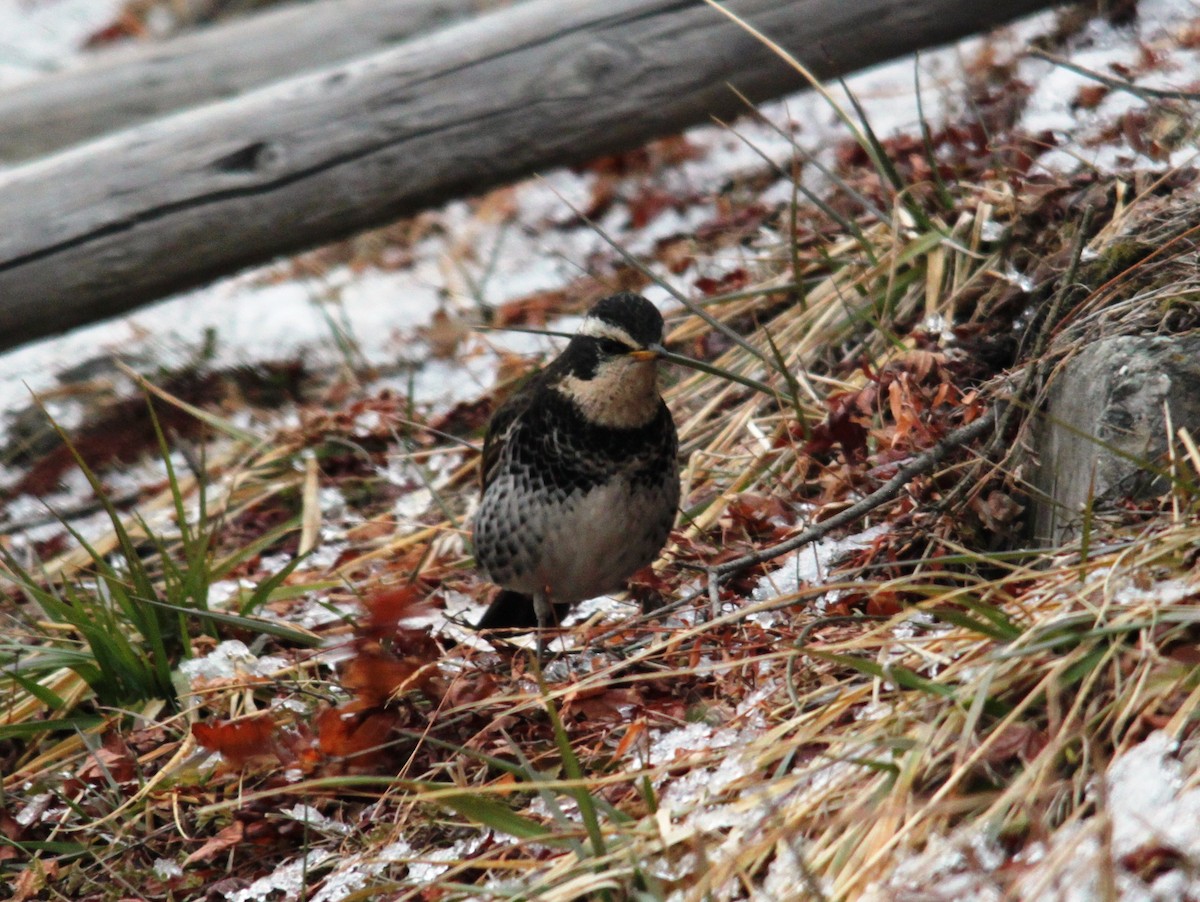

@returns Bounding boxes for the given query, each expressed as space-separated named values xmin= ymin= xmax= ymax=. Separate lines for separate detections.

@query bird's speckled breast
xmin=474 ymin=466 xmax=679 ymax=603
xmin=473 ymin=360 xmax=679 ymax=606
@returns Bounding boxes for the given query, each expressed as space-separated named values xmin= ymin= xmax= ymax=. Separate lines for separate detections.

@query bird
xmin=471 ymin=291 xmax=680 ymax=652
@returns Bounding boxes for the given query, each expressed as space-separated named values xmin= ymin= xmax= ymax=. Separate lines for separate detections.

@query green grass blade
xmin=437 ymin=792 xmax=558 ymax=843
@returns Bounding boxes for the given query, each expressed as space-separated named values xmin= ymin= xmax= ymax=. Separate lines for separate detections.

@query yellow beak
xmin=628 ymin=343 xmax=666 ymax=362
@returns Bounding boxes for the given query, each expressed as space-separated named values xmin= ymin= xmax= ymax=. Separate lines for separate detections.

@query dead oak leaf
xmin=184 ymin=821 xmax=245 ymax=867
xmin=9 ymin=860 xmax=60 ymax=902
xmin=192 ymin=715 xmax=277 ymax=769
xmin=316 ymin=706 xmax=401 ymax=772
xmin=360 ymin=585 xmax=439 ymax=639
xmin=984 ymin=722 xmax=1049 ymax=765
xmin=75 ymin=743 xmax=138 ymax=787
xmin=340 ymin=637 xmax=445 ymax=708
xmin=562 ymin=686 xmax=642 ymax=725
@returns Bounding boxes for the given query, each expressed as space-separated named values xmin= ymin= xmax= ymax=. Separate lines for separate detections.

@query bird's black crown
xmin=586 ymin=292 xmax=664 ymax=346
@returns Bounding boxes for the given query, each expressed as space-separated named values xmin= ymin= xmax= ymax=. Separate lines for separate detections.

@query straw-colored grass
xmin=4 ymin=82 xmax=1200 ymax=902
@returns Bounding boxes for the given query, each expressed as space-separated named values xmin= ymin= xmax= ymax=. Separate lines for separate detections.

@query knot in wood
xmin=209 ymin=141 xmax=282 ymax=176
xmin=552 ymin=40 xmax=638 ymax=95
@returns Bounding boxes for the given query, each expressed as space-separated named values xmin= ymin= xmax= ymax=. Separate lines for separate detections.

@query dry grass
xmin=4 ymin=56 xmax=1200 ymax=902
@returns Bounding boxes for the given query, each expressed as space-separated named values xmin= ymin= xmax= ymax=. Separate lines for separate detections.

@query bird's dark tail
xmin=474 ymin=589 xmax=570 ymax=632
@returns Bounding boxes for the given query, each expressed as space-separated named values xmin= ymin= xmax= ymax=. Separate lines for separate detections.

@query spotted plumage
xmin=472 ymin=292 xmax=680 ymax=642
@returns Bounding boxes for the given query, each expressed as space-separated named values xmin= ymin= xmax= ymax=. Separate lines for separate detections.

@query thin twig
xmin=617 ymin=408 xmax=998 ymax=635
xmin=937 ymin=206 xmax=1094 ymax=515
xmin=478 ymin=323 xmax=783 ymax=398
xmin=540 ymin=180 xmax=786 ymax=378
xmin=1031 ymin=49 xmax=1200 ymax=102
xmin=713 ymin=410 xmax=997 ymax=577
xmin=1029 ymin=206 xmax=1095 ymax=365
xmin=994 ymin=207 xmax=1094 ymax=453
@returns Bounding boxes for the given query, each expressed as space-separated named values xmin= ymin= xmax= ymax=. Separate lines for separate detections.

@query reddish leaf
xmin=361 ymin=586 xmax=439 ymax=639
xmin=75 ymin=742 xmax=137 ymax=786
xmin=1072 ymin=84 xmax=1110 ymax=110
xmin=563 ymin=686 xmax=642 ymax=725
xmin=340 ymin=638 xmax=444 ymax=708
xmin=494 ymin=290 xmax=570 ymax=328
xmin=612 ymin=720 xmax=648 ymax=759
xmin=581 ymin=174 xmax=618 ymax=220
xmin=580 ymin=148 xmax=653 ymax=177
xmin=805 ymin=391 xmax=871 ymax=462
xmin=443 ymin=670 xmax=502 ymax=709
xmin=0 ymin=808 xmax=23 ymax=842
xmin=9 ymin=860 xmax=59 ymax=902
xmin=722 ymin=493 xmax=792 ymax=541
xmin=695 ymin=204 xmax=771 ymax=243
xmin=984 ymin=722 xmax=1049 ymax=765
xmin=865 ymin=592 xmax=903 ymax=617
xmin=693 ymin=269 xmax=749 ymax=297
xmin=971 ymin=490 xmax=1025 ymax=533
xmin=82 ymin=13 xmax=145 ymax=48
xmin=1120 ymin=844 xmax=1184 ymax=883
xmin=655 ymin=237 xmax=695 ymax=275
xmin=184 ymin=822 xmax=245 ymax=867
xmin=627 ymin=186 xmax=678 ymax=230
xmin=192 ymin=715 xmax=277 ymax=768
xmin=1166 ymin=643 xmax=1200 ymax=666
xmin=316 ymin=706 xmax=400 ymax=771
xmin=271 ymin=722 xmax=322 ymax=774
xmin=429 ymin=397 xmax=493 ymax=438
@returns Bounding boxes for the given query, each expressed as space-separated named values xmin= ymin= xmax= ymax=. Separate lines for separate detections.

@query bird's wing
xmin=480 ymin=380 xmax=537 ymax=491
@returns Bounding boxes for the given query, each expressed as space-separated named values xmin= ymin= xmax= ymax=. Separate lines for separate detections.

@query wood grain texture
xmin=0 ymin=0 xmax=1059 ymax=351
xmin=0 ymin=0 xmax=497 ymax=161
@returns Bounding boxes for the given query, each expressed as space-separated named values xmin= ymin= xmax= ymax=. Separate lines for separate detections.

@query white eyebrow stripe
xmin=576 ymin=317 xmax=637 ymax=346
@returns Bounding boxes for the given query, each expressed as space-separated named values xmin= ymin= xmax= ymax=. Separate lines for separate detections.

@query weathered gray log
xmin=0 ymin=0 xmax=1060 ymax=353
xmin=1031 ymin=334 xmax=1200 ymax=545
xmin=0 ymin=0 xmax=500 ymax=162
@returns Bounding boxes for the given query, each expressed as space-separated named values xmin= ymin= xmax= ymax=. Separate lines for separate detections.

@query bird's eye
xmin=597 ymin=338 xmax=629 ymax=355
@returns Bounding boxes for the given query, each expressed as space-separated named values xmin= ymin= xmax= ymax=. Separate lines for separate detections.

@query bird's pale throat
xmin=553 ymin=358 xmax=660 ymax=429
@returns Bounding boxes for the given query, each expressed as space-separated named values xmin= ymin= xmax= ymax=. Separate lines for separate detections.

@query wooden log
xmin=0 ymin=0 xmax=500 ymax=161
xmin=0 ymin=0 xmax=1059 ymax=352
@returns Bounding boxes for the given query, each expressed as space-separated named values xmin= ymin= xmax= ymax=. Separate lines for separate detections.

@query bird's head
xmin=552 ymin=292 xmax=667 ymax=429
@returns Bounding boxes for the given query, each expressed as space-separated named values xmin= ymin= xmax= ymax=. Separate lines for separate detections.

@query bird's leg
xmin=533 ymin=587 xmax=554 ymax=660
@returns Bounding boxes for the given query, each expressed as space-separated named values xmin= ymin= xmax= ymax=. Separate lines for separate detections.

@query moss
xmin=1076 ymin=237 xmax=1151 ymax=287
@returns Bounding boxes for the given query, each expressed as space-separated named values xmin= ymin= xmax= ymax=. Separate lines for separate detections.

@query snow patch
xmin=177 ymin=640 xmax=288 ymax=685
xmin=865 ymin=732 xmax=1200 ymax=901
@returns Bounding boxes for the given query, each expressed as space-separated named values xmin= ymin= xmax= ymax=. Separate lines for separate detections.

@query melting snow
xmin=152 ymin=857 xmax=184 ymax=881
xmin=751 ymin=523 xmax=889 ymax=607
xmin=177 ymin=639 xmax=288 ymax=685
xmin=865 ymin=731 xmax=1200 ymax=901
xmin=229 ymin=850 xmax=336 ymax=902
xmin=308 ymin=833 xmax=489 ymax=902
xmin=279 ymin=804 xmax=354 ymax=836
